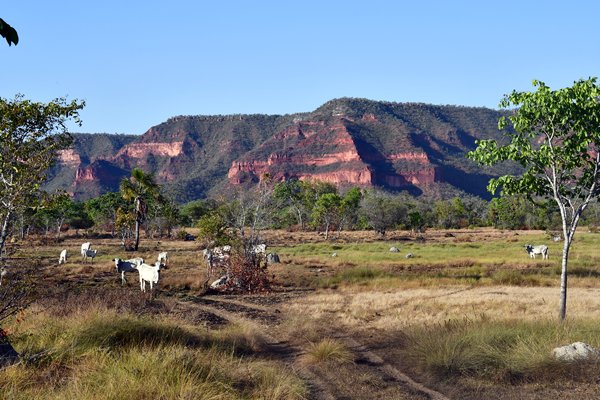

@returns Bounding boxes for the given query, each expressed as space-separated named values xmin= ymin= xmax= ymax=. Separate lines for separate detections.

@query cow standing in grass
xmin=525 ymin=244 xmax=549 ymax=260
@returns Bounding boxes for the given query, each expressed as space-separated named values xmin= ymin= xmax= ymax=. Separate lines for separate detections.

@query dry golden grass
xmin=282 ymin=286 xmax=600 ymax=332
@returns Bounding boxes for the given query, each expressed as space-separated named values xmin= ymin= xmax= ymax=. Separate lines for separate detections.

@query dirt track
xmin=170 ymin=290 xmax=448 ymax=400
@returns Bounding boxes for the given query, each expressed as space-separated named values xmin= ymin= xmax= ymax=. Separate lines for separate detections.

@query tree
xmin=119 ymin=168 xmax=160 ymax=251
xmin=311 ymin=193 xmax=342 ymax=239
xmin=85 ymin=191 xmax=126 ymax=235
xmin=468 ymin=78 xmax=600 ymax=321
xmin=338 ymin=187 xmax=362 ymax=232
xmin=360 ymin=191 xmax=405 ymax=236
xmin=0 ymin=96 xmax=84 ymax=256
xmin=0 ymin=18 xmax=18 ymax=46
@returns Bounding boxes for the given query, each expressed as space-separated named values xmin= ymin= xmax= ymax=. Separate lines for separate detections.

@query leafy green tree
xmin=0 ymin=96 xmax=84 ymax=255
xmin=468 ymin=78 xmax=600 ymax=321
xmin=179 ymin=199 xmax=218 ymax=226
xmin=311 ymin=193 xmax=342 ymax=239
xmin=0 ymin=18 xmax=18 ymax=46
xmin=85 ymin=191 xmax=126 ymax=235
xmin=196 ymin=211 xmax=232 ymax=246
xmin=360 ymin=191 xmax=405 ymax=236
xmin=339 ymin=187 xmax=362 ymax=231
xmin=408 ymin=211 xmax=424 ymax=233
xmin=66 ymin=201 xmax=93 ymax=233
xmin=119 ymin=168 xmax=161 ymax=251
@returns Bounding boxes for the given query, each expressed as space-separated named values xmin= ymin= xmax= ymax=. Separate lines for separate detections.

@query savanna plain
xmin=2 ymin=228 xmax=600 ymax=399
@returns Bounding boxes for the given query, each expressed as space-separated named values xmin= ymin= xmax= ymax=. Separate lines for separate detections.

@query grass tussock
xmin=0 ymin=306 xmax=305 ymax=400
xmin=491 ymin=270 xmax=544 ymax=286
xmin=318 ymin=267 xmax=395 ymax=288
xmin=301 ymin=338 xmax=354 ymax=365
xmin=403 ymin=317 xmax=600 ymax=383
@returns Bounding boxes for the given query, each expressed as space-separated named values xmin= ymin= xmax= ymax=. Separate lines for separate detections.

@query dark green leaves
xmin=0 ymin=18 xmax=18 ymax=46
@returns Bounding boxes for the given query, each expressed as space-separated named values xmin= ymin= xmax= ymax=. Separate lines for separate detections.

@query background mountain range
xmin=46 ymin=98 xmax=518 ymax=202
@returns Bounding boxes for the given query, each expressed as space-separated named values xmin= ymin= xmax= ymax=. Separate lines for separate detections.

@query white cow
xmin=137 ymin=262 xmax=161 ymax=292
xmin=80 ymin=242 xmax=91 ymax=260
xmin=251 ymin=244 xmax=267 ymax=255
xmin=203 ymin=246 xmax=231 ymax=277
xmin=114 ymin=257 xmax=144 ymax=285
xmin=157 ymin=251 xmax=168 ymax=267
xmin=58 ymin=249 xmax=67 ymax=264
xmin=525 ymin=244 xmax=549 ymax=260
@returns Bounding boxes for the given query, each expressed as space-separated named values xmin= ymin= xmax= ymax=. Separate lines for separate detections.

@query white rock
xmin=405 ymin=252 xmax=414 ymax=259
xmin=389 ymin=247 xmax=399 ymax=253
xmin=331 ymin=252 xmax=337 ymax=257
xmin=552 ymin=342 xmax=600 ymax=361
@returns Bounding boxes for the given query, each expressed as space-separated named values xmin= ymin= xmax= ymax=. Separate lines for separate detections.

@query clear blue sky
xmin=1 ymin=1 xmax=598 ymax=134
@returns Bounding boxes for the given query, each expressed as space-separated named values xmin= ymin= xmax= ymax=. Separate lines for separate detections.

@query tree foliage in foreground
xmin=468 ymin=77 xmax=600 ymax=321
xmin=0 ymin=18 xmax=18 ymax=46
xmin=0 ymin=96 xmax=84 ymax=256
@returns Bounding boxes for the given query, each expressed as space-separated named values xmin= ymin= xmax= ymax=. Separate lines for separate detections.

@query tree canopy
xmin=0 ymin=96 xmax=84 ymax=256
xmin=468 ymin=77 xmax=600 ymax=320
xmin=0 ymin=18 xmax=18 ymax=46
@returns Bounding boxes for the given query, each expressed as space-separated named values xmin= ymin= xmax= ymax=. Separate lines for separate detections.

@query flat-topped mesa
xmin=115 ymin=142 xmax=184 ymax=159
xmin=57 ymin=149 xmax=82 ymax=167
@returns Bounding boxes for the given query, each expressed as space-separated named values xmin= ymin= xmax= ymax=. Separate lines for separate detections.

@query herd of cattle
xmin=54 ymin=242 xmax=269 ymax=293
xmin=44 ymin=240 xmax=553 ymax=293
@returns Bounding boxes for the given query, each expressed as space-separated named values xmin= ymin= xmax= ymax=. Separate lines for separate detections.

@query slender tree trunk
xmin=0 ymin=210 xmax=13 ymax=259
xmin=558 ymin=236 xmax=571 ymax=320
xmin=133 ymin=199 xmax=140 ymax=251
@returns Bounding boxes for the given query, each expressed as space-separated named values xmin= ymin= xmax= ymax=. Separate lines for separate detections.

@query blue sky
xmin=1 ymin=1 xmax=598 ymax=134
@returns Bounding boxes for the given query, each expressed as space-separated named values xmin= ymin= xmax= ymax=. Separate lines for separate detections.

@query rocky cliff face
xmin=45 ymin=98 xmax=516 ymax=201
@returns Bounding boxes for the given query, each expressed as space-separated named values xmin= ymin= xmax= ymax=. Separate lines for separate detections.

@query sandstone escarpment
xmin=115 ymin=142 xmax=184 ymax=159
xmin=57 ymin=149 xmax=81 ymax=167
xmin=227 ymin=115 xmax=444 ymax=190
xmin=45 ymin=99 xmax=517 ymax=201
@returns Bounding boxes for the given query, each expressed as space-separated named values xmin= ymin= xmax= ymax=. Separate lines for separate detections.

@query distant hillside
xmin=44 ymin=99 xmax=519 ymax=201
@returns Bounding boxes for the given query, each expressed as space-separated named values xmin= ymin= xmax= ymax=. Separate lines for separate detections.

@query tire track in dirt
xmin=338 ymin=336 xmax=449 ymax=400
xmin=181 ymin=294 xmax=449 ymax=400
xmin=179 ymin=295 xmax=337 ymax=400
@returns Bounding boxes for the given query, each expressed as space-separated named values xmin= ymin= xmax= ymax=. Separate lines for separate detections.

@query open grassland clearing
xmin=2 ymin=228 xmax=600 ymax=398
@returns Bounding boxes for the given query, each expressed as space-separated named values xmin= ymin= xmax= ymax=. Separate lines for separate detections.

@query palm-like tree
xmin=120 ymin=168 xmax=160 ymax=251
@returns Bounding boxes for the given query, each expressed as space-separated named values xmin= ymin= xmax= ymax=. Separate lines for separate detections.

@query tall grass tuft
xmin=1 ymin=306 xmax=306 ymax=399
xmin=403 ymin=317 xmax=600 ymax=383
xmin=301 ymin=338 xmax=354 ymax=365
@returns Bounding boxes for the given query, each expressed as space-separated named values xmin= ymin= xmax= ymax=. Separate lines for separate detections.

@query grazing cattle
xmin=251 ymin=244 xmax=267 ymax=255
xmin=114 ymin=257 xmax=144 ymax=285
xmin=58 ymin=249 xmax=67 ymax=264
xmin=137 ymin=262 xmax=161 ymax=292
xmin=157 ymin=252 xmax=168 ymax=267
xmin=80 ymin=242 xmax=91 ymax=258
xmin=83 ymin=249 xmax=97 ymax=263
xmin=203 ymin=246 xmax=231 ymax=278
xmin=525 ymin=244 xmax=549 ymax=260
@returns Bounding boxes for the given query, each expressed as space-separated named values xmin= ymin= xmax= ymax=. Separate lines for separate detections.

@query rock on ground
xmin=552 ymin=342 xmax=600 ymax=361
